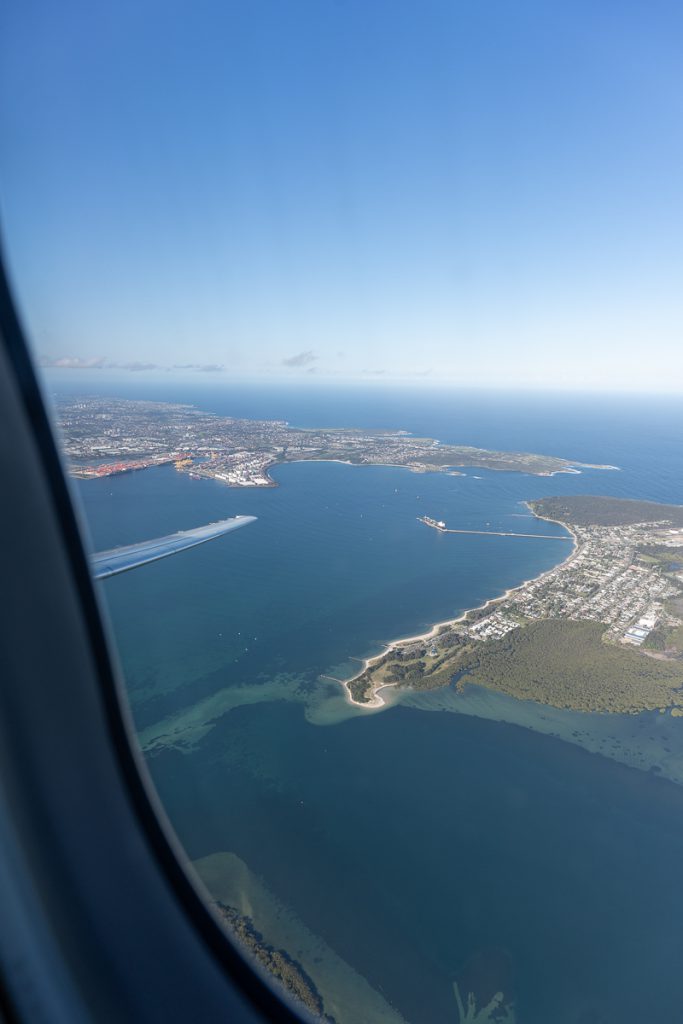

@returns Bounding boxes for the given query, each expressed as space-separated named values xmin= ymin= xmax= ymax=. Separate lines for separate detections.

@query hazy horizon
xmin=41 ymin=366 xmax=683 ymax=401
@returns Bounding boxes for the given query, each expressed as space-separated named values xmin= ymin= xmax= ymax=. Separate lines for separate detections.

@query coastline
xmin=281 ymin=457 xmax=461 ymax=473
xmin=207 ymin=456 xmax=620 ymax=489
xmin=335 ymin=504 xmax=579 ymax=709
xmin=76 ymin=453 xmax=619 ymax=488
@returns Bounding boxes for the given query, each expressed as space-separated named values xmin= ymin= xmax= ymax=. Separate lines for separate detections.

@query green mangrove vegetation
xmin=531 ymin=495 xmax=683 ymax=527
xmin=455 ymin=619 xmax=683 ymax=713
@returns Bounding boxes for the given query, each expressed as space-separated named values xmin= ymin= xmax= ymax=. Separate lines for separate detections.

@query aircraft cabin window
xmin=3 ymin=3 xmax=683 ymax=1023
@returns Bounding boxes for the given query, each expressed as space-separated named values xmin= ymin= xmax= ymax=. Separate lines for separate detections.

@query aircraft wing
xmin=91 ymin=515 xmax=257 ymax=580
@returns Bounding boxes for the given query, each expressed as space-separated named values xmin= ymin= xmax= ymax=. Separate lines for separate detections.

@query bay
xmin=71 ymin=383 xmax=683 ymax=1022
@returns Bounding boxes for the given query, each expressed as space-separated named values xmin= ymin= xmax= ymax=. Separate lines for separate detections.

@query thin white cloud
xmin=173 ymin=363 xmax=226 ymax=372
xmin=114 ymin=361 xmax=160 ymax=371
xmin=282 ymin=350 xmax=317 ymax=368
xmin=40 ymin=356 xmax=228 ymax=373
xmin=40 ymin=355 xmax=107 ymax=369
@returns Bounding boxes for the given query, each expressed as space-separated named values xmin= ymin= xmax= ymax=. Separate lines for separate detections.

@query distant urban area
xmin=346 ymin=496 xmax=683 ymax=715
xmin=56 ymin=395 xmax=606 ymax=485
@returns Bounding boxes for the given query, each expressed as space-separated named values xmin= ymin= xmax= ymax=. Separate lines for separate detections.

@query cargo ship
xmin=418 ymin=515 xmax=447 ymax=532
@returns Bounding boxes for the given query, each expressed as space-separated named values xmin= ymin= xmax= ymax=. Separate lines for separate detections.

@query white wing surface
xmin=92 ymin=515 xmax=257 ymax=580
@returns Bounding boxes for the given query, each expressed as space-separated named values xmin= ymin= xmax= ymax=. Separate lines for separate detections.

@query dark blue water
xmin=71 ymin=383 xmax=683 ymax=1023
xmin=162 ymin=701 xmax=683 ymax=1023
xmin=85 ymin=459 xmax=573 ymax=733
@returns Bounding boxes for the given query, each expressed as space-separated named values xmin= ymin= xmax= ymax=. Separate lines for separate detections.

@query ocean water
xmin=69 ymin=383 xmax=683 ymax=1023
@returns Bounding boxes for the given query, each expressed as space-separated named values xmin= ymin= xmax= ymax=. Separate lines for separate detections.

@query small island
xmin=342 ymin=495 xmax=683 ymax=715
xmin=57 ymin=396 xmax=611 ymax=484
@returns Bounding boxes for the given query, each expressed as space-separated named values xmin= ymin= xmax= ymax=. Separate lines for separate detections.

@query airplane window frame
xmin=0 ymin=250 xmax=310 ymax=1023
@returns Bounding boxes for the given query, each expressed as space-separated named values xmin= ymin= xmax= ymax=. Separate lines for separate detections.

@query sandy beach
xmin=335 ymin=505 xmax=579 ymax=709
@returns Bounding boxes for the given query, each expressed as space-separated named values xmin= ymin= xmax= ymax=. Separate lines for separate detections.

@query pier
xmin=438 ymin=527 xmax=571 ymax=540
xmin=418 ymin=516 xmax=571 ymax=541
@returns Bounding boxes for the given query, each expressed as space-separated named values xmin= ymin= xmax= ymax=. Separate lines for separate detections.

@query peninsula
xmin=56 ymin=396 xmax=610 ymax=484
xmin=343 ymin=495 xmax=683 ymax=715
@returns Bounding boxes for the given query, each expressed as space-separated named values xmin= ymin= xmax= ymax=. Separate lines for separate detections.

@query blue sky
xmin=1 ymin=0 xmax=683 ymax=390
